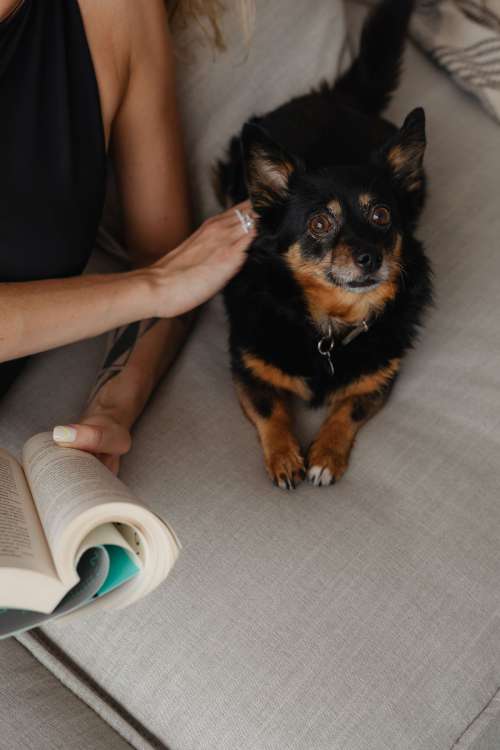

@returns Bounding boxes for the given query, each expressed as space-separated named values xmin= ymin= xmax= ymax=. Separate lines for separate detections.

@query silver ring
xmin=235 ymin=208 xmax=254 ymax=234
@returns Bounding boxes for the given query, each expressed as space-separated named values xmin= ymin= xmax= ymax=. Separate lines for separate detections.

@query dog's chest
xmin=275 ymin=325 xmax=374 ymax=406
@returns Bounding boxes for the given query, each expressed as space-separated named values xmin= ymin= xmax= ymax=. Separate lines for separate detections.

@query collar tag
xmin=317 ymin=320 xmax=369 ymax=377
xmin=341 ymin=320 xmax=369 ymax=347
xmin=317 ymin=325 xmax=335 ymax=376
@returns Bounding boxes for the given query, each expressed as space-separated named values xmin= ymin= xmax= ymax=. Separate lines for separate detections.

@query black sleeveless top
xmin=0 ymin=0 xmax=106 ymax=393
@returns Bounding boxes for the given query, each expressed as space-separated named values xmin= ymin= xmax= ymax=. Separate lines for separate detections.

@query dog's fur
xmin=217 ymin=0 xmax=433 ymax=489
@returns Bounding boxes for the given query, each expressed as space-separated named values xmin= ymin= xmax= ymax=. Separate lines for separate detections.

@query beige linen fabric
xmin=0 ymin=639 xmax=131 ymax=750
xmin=1 ymin=3 xmax=500 ymax=749
xmin=173 ymin=0 xmax=348 ymax=221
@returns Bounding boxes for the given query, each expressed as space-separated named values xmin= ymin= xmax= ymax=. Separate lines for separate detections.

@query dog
xmin=216 ymin=0 xmax=433 ymax=489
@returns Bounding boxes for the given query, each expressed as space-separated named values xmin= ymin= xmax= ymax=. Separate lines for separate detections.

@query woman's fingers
xmin=172 ymin=202 xmax=256 ymax=254
xmin=226 ymin=201 xmax=257 ymax=228
xmin=147 ymin=198 xmax=257 ymax=317
xmin=233 ymin=199 xmax=254 ymax=215
xmin=97 ymin=453 xmax=121 ymax=475
xmin=52 ymin=422 xmax=131 ymax=456
xmin=206 ymin=201 xmax=256 ymax=230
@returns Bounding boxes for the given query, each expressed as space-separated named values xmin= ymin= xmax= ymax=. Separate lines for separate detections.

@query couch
xmin=1 ymin=2 xmax=500 ymax=748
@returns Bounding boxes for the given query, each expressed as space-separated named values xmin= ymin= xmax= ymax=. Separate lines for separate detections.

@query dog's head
xmin=242 ymin=108 xmax=426 ymax=322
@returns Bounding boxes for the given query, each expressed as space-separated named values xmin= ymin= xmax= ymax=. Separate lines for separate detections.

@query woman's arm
xmin=75 ymin=0 xmax=193 ymax=470
xmin=0 ymin=204 xmax=253 ymax=364
xmin=70 ymin=315 xmax=192 ymax=474
xmin=0 ymin=270 xmax=152 ymax=363
xmin=51 ymin=0 xmax=254 ymax=471
xmin=49 ymin=202 xmax=254 ymax=470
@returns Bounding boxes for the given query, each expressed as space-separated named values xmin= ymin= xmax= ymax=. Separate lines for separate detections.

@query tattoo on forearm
xmin=88 ymin=318 xmax=160 ymax=403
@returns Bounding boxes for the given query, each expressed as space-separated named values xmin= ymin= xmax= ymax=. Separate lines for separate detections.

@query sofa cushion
xmin=172 ymin=0 xmax=348 ymax=221
xmin=0 ymin=638 xmax=130 ymax=750
xmin=4 ymin=3 xmax=500 ymax=750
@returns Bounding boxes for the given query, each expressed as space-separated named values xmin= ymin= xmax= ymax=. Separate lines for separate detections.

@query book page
xmin=22 ymin=433 xmax=149 ymax=580
xmin=0 ymin=545 xmax=110 ymax=639
xmin=23 ymin=432 xmax=180 ymax=607
xmin=0 ymin=449 xmax=56 ymax=579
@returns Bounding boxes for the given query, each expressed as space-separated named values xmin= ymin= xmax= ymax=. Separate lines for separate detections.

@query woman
xmin=0 ymin=0 xmax=255 ymax=473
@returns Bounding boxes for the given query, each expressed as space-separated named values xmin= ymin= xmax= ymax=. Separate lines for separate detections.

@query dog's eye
xmin=308 ymin=212 xmax=334 ymax=238
xmin=370 ymin=206 xmax=391 ymax=227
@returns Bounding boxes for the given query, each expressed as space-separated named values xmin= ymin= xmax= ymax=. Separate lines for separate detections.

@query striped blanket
xmin=412 ymin=0 xmax=500 ymax=122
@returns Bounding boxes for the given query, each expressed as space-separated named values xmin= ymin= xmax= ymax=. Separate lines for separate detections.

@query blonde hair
xmin=166 ymin=0 xmax=255 ymax=50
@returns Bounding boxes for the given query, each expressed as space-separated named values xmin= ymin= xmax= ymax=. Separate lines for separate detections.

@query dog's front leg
xmin=235 ymin=379 xmax=305 ymax=490
xmin=307 ymin=364 xmax=399 ymax=487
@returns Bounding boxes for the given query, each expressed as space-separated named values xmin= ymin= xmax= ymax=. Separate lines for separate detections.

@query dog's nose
xmin=355 ymin=250 xmax=382 ymax=274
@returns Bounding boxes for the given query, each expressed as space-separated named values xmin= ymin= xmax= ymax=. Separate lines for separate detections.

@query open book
xmin=0 ymin=433 xmax=180 ymax=638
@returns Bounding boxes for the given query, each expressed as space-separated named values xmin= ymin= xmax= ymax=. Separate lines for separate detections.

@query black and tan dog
xmin=217 ymin=0 xmax=432 ymax=489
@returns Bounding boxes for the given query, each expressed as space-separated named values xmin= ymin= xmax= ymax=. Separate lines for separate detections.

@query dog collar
xmin=317 ymin=320 xmax=369 ymax=376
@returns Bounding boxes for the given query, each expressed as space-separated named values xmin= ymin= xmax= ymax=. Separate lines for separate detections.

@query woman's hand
xmin=52 ymin=201 xmax=256 ymax=474
xmin=149 ymin=200 xmax=256 ymax=318
xmin=0 ymin=201 xmax=256 ymax=363
xmin=53 ymin=414 xmax=132 ymax=475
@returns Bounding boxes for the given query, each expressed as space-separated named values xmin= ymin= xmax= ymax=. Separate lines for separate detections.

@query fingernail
xmin=53 ymin=426 xmax=77 ymax=443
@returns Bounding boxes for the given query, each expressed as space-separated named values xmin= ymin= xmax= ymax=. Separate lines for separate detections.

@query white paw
xmin=307 ymin=465 xmax=334 ymax=487
xmin=276 ymin=475 xmax=293 ymax=491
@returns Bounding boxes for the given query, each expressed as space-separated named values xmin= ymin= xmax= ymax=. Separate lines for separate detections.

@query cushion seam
xmin=450 ymin=685 xmax=500 ymax=749
xmin=16 ymin=629 xmax=170 ymax=750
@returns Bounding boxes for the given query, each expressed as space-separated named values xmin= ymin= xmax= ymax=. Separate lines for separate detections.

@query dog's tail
xmin=333 ymin=0 xmax=416 ymax=115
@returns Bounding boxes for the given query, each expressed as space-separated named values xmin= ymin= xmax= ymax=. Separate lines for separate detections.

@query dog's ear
xmin=375 ymin=108 xmax=426 ymax=195
xmin=241 ymin=122 xmax=300 ymax=212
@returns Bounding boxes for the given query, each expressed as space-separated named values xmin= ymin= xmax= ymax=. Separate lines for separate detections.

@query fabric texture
xmin=1 ymin=2 xmax=500 ymax=749
xmin=357 ymin=0 xmax=500 ymax=124
xmin=411 ymin=0 xmax=500 ymax=123
xmin=172 ymin=0 xmax=348 ymax=222
xmin=0 ymin=638 xmax=131 ymax=750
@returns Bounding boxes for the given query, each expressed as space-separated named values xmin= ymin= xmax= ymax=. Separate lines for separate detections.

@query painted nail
xmin=53 ymin=426 xmax=77 ymax=443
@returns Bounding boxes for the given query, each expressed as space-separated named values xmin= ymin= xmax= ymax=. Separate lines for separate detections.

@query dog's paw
xmin=266 ymin=445 xmax=305 ymax=490
xmin=306 ymin=444 xmax=349 ymax=487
